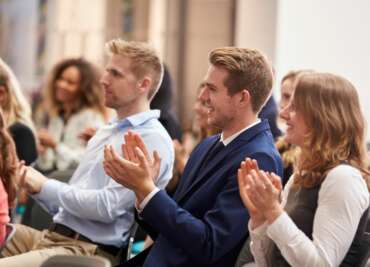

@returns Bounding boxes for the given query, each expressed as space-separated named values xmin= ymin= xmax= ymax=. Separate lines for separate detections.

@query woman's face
xmin=194 ymin=87 xmax=209 ymax=130
xmin=55 ymin=66 xmax=81 ymax=103
xmin=279 ymin=100 xmax=309 ymax=147
xmin=279 ymin=79 xmax=294 ymax=111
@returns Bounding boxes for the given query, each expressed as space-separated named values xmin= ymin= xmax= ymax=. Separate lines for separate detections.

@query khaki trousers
xmin=0 ymin=224 xmax=98 ymax=267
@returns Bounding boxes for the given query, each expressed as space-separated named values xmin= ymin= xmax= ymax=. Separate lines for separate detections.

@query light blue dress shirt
xmin=34 ymin=110 xmax=174 ymax=247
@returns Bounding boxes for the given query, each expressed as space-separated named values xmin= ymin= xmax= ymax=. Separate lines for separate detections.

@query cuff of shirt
xmin=136 ymin=187 xmax=160 ymax=213
xmin=34 ymin=179 xmax=63 ymax=205
xmin=249 ymin=220 xmax=268 ymax=238
xmin=267 ymin=211 xmax=294 ymax=246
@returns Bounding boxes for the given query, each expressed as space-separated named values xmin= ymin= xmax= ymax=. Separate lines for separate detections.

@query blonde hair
xmin=106 ymin=39 xmax=164 ymax=100
xmin=292 ymin=72 xmax=369 ymax=189
xmin=209 ymin=47 xmax=273 ymax=113
xmin=0 ymin=58 xmax=35 ymax=132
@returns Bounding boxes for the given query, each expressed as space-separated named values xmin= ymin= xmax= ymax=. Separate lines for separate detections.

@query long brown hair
xmin=0 ymin=109 xmax=18 ymax=206
xmin=292 ymin=72 xmax=369 ymax=189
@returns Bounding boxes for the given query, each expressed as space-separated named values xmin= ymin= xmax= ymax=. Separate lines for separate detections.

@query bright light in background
xmin=275 ymin=0 xmax=370 ymax=141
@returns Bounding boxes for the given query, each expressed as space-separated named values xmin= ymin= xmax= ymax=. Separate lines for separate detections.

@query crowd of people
xmin=0 ymin=38 xmax=367 ymax=267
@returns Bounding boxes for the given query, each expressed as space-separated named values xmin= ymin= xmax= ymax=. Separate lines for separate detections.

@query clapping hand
xmin=237 ymin=158 xmax=284 ymax=228
xmin=103 ymin=131 xmax=161 ymax=203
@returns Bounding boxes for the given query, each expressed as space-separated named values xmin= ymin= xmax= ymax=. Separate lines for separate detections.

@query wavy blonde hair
xmin=292 ymin=72 xmax=369 ymax=189
xmin=0 ymin=58 xmax=35 ymax=132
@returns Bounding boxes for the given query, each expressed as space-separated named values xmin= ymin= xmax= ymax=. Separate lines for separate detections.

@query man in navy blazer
xmin=104 ymin=47 xmax=283 ymax=266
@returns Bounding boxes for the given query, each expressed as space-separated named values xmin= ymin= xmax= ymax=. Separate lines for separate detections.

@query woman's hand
xmin=246 ymin=170 xmax=283 ymax=224
xmin=38 ymin=129 xmax=57 ymax=149
xmin=237 ymin=158 xmax=266 ymax=229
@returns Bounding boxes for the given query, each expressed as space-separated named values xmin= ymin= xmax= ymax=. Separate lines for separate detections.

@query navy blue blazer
xmin=136 ymin=120 xmax=283 ymax=267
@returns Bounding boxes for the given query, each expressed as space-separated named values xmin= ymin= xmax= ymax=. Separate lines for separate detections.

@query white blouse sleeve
xmin=266 ymin=165 xmax=369 ymax=267
xmin=247 ymin=175 xmax=295 ymax=267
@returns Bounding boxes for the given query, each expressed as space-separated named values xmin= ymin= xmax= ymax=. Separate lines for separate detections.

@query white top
xmin=36 ymin=108 xmax=105 ymax=171
xmin=247 ymin=164 xmax=369 ymax=267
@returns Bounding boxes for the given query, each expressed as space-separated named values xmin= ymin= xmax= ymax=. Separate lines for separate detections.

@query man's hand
xmin=19 ymin=163 xmax=48 ymax=194
xmin=103 ymin=131 xmax=161 ymax=203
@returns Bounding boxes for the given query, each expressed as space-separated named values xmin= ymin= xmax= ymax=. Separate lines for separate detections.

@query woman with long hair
xmin=34 ymin=58 xmax=107 ymax=173
xmin=236 ymin=72 xmax=369 ymax=267
xmin=0 ymin=58 xmax=37 ymax=165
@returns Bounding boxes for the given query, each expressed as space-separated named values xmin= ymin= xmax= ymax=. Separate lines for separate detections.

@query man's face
xmin=100 ymin=54 xmax=141 ymax=115
xmin=199 ymin=65 xmax=238 ymax=130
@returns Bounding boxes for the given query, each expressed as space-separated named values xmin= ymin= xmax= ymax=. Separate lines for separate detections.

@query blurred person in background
xmin=150 ymin=65 xmax=182 ymax=141
xmin=275 ymin=70 xmax=312 ymax=183
xmin=33 ymin=58 xmax=107 ymax=174
xmin=0 ymin=58 xmax=37 ymax=166
xmin=0 ymin=58 xmax=38 ymax=223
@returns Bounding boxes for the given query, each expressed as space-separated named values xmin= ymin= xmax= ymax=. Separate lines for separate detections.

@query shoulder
xmin=76 ymin=108 xmax=104 ymax=118
xmin=320 ymin=164 xmax=369 ymax=209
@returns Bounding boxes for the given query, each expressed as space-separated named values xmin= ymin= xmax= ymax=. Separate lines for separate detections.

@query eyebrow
xmin=106 ymin=67 xmax=123 ymax=76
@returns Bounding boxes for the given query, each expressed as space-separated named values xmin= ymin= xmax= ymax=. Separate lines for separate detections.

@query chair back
xmin=40 ymin=255 xmax=111 ymax=267
xmin=360 ymin=232 xmax=370 ymax=267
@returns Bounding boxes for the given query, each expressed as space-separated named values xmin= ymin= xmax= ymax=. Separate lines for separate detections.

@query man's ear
xmin=138 ymin=76 xmax=152 ymax=95
xmin=239 ymin=89 xmax=251 ymax=107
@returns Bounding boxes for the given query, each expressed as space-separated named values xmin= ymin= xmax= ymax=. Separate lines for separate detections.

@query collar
xmin=221 ymin=119 xmax=261 ymax=146
xmin=109 ymin=109 xmax=161 ymax=128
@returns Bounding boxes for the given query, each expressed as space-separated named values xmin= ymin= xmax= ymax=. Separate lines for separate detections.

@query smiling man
xmin=106 ymin=47 xmax=284 ymax=267
xmin=0 ymin=39 xmax=174 ymax=267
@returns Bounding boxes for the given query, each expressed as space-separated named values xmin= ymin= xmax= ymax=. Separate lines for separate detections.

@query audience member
xmin=0 ymin=109 xmax=19 ymax=244
xmin=168 ymin=83 xmax=220 ymax=195
xmin=0 ymin=39 xmax=174 ymax=267
xmin=275 ymin=70 xmax=307 ymax=182
xmin=34 ymin=58 xmax=107 ymax=173
xmin=0 ymin=58 xmax=37 ymax=165
xmin=104 ymin=46 xmax=283 ymax=266
xmin=150 ymin=65 xmax=182 ymax=140
xmin=236 ymin=72 xmax=370 ymax=267
xmin=259 ymin=96 xmax=281 ymax=140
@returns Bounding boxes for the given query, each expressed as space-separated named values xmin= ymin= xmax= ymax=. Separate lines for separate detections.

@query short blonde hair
xmin=106 ymin=39 xmax=164 ymax=100
xmin=209 ymin=47 xmax=273 ymax=113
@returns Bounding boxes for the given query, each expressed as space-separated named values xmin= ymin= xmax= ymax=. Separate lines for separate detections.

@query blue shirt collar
xmin=110 ymin=109 xmax=161 ymax=128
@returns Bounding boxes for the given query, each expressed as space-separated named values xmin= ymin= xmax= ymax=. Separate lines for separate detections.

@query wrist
xmin=135 ymin=182 xmax=156 ymax=204
xmin=250 ymin=217 xmax=266 ymax=230
xmin=265 ymin=204 xmax=283 ymax=225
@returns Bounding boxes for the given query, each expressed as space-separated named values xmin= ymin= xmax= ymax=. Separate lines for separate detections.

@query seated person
xmin=236 ymin=71 xmax=370 ymax=267
xmin=0 ymin=39 xmax=174 ymax=267
xmin=34 ymin=58 xmax=107 ymax=173
xmin=104 ymin=46 xmax=283 ymax=267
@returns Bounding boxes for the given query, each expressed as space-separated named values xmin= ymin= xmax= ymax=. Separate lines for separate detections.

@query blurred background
xmin=1 ymin=0 xmax=370 ymax=140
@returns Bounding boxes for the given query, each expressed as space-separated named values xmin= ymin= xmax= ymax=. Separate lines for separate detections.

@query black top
xmin=9 ymin=122 xmax=38 ymax=165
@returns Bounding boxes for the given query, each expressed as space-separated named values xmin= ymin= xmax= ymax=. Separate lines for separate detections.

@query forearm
xmin=35 ymin=179 xmax=134 ymax=222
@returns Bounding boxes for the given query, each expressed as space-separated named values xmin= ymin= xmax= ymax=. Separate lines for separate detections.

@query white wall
xmin=275 ymin=0 xmax=370 ymax=141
